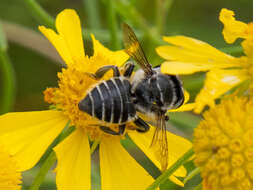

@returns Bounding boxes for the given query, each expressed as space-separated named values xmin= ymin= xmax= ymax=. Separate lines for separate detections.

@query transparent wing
xmin=122 ymin=23 xmax=153 ymax=76
xmin=150 ymin=114 xmax=168 ymax=171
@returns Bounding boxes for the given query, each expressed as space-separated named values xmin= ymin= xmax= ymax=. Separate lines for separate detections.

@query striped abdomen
xmin=78 ymin=77 xmax=136 ymax=124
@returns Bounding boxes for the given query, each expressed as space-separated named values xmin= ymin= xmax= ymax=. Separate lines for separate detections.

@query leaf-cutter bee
xmin=78 ymin=23 xmax=184 ymax=170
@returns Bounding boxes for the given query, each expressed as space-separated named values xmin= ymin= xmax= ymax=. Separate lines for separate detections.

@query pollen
xmin=193 ymin=96 xmax=253 ymax=190
xmin=0 ymin=145 xmax=21 ymax=190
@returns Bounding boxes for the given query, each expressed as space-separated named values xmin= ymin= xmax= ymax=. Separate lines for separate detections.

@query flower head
xmin=0 ymin=144 xmax=21 ymax=190
xmin=193 ymin=96 xmax=253 ymax=190
xmin=0 ymin=9 xmax=192 ymax=189
xmin=156 ymin=8 xmax=253 ymax=113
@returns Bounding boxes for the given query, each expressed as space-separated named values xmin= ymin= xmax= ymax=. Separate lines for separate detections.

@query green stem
xmin=156 ymin=0 xmax=173 ymax=34
xmin=82 ymin=0 xmax=101 ymax=29
xmin=146 ymin=148 xmax=194 ymax=190
xmin=28 ymin=124 xmax=75 ymax=190
xmin=114 ymin=1 xmax=162 ymax=44
xmin=23 ymin=0 xmax=55 ymax=29
xmin=183 ymin=167 xmax=200 ymax=184
xmin=105 ymin=0 xmax=120 ymax=50
xmin=90 ymin=140 xmax=100 ymax=154
xmin=28 ymin=151 xmax=57 ymax=190
xmin=0 ymin=22 xmax=16 ymax=114
xmin=194 ymin=183 xmax=203 ymax=190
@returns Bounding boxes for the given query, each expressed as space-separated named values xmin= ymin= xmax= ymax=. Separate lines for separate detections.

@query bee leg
xmin=99 ymin=125 xmax=125 ymax=135
xmin=134 ymin=117 xmax=150 ymax=133
xmin=83 ymin=72 xmax=98 ymax=80
xmin=95 ymin=65 xmax=120 ymax=78
xmin=123 ymin=61 xmax=135 ymax=78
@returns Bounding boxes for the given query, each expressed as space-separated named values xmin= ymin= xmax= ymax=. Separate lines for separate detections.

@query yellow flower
xmin=193 ymin=96 xmax=253 ymax=190
xmin=0 ymin=144 xmax=22 ymax=190
xmin=156 ymin=8 xmax=253 ymax=113
xmin=169 ymin=90 xmax=195 ymax=112
xmin=0 ymin=9 xmax=192 ymax=190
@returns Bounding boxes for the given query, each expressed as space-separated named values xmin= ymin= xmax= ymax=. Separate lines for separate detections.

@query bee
xmin=78 ymin=23 xmax=185 ymax=171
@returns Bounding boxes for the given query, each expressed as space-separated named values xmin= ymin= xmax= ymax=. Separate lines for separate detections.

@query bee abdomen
xmin=78 ymin=77 xmax=136 ymax=124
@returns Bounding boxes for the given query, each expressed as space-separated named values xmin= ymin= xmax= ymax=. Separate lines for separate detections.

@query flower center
xmin=44 ymin=59 xmax=131 ymax=140
xmin=193 ymin=97 xmax=253 ymax=190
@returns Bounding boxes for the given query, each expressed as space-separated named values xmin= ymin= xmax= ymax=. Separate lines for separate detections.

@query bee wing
xmin=122 ymin=23 xmax=153 ymax=76
xmin=150 ymin=114 xmax=168 ymax=171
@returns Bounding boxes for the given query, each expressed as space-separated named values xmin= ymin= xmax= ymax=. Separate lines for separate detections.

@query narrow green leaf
xmin=147 ymin=148 xmax=194 ymax=190
xmin=156 ymin=0 xmax=173 ymax=34
xmin=0 ymin=22 xmax=7 ymax=51
xmin=114 ymin=0 xmax=162 ymax=45
xmin=194 ymin=182 xmax=203 ymax=190
xmin=104 ymin=0 xmax=120 ymax=50
xmin=0 ymin=22 xmax=16 ymax=114
xmin=28 ymin=151 xmax=57 ymax=190
xmin=90 ymin=140 xmax=100 ymax=154
xmin=23 ymin=0 xmax=55 ymax=29
xmin=183 ymin=167 xmax=200 ymax=184
xmin=82 ymin=0 xmax=101 ymax=29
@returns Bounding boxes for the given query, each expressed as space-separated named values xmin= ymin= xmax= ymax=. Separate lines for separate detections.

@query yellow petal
xmin=184 ymin=90 xmax=190 ymax=103
xmin=0 ymin=110 xmax=67 ymax=171
xmin=157 ymin=36 xmax=236 ymax=68
xmin=0 ymin=144 xmax=22 ymax=190
xmin=169 ymin=103 xmax=195 ymax=112
xmin=54 ymin=128 xmax=90 ymax=190
xmin=39 ymin=26 xmax=73 ymax=64
xmin=56 ymin=9 xmax=85 ymax=63
xmin=91 ymin=34 xmax=129 ymax=67
xmin=100 ymin=137 xmax=155 ymax=190
xmin=219 ymin=8 xmax=248 ymax=43
xmin=161 ymin=61 xmax=212 ymax=75
xmin=128 ymin=127 xmax=192 ymax=186
xmin=194 ymin=69 xmax=250 ymax=113
xmin=39 ymin=9 xmax=85 ymax=65
xmin=241 ymin=39 xmax=253 ymax=58
xmin=169 ymin=90 xmax=195 ymax=112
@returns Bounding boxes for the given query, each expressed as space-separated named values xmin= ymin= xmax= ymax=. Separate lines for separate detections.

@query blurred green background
xmin=1 ymin=0 xmax=253 ymax=189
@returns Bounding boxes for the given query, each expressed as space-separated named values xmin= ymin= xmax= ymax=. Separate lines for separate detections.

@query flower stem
xmin=28 ymin=124 xmax=75 ymax=190
xmin=156 ymin=0 xmax=173 ymax=34
xmin=194 ymin=183 xmax=203 ymax=190
xmin=82 ymin=0 xmax=101 ymax=29
xmin=0 ymin=22 xmax=16 ymax=114
xmin=146 ymin=148 xmax=194 ymax=190
xmin=90 ymin=140 xmax=100 ymax=154
xmin=28 ymin=151 xmax=57 ymax=190
xmin=114 ymin=0 xmax=162 ymax=44
xmin=23 ymin=0 xmax=55 ymax=29
xmin=105 ymin=0 xmax=120 ymax=50
xmin=183 ymin=167 xmax=200 ymax=184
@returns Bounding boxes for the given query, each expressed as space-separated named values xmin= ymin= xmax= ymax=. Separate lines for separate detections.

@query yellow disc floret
xmin=0 ymin=145 xmax=21 ymax=190
xmin=193 ymin=96 xmax=253 ymax=190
